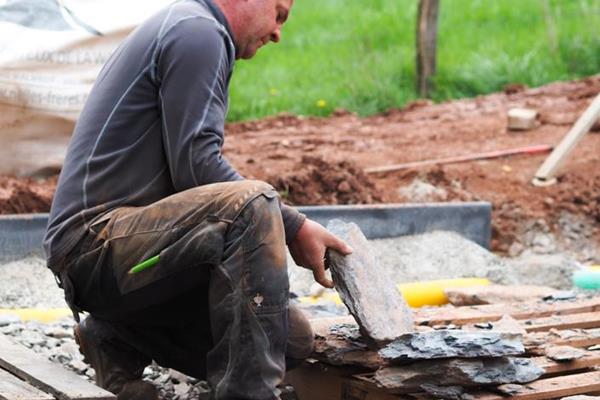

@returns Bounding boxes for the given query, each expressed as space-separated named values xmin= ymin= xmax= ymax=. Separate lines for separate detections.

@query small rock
xmin=43 ymin=326 xmax=73 ymax=339
xmin=497 ymin=383 xmax=526 ymax=396
xmin=545 ymin=346 xmax=586 ymax=362
xmin=420 ymin=384 xmax=468 ymax=400
xmin=69 ymin=359 xmax=89 ymax=374
xmin=492 ymin=315 xmax=526 ymax=335
xmin=543 ymin=291 xmax=577 ymax=302
xmin=507 ymin=108 xmax=538 ymax=131
xmin=173 ymin=382 xmax=189 ymax=398
xmin=0 ymin=314 xmax=20 ymax=326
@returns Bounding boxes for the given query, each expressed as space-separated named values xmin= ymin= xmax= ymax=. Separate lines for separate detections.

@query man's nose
xmin=270 ymin=27 xmax=281 ymax=43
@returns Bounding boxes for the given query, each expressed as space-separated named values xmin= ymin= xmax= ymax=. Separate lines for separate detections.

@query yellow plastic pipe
xmin=1 ymin=278 xmax=493 ymax=323
xmin=299 ymin=277 xmax=490 ymax=308
xmin=0 ymin=308 xmax=72 ymax=323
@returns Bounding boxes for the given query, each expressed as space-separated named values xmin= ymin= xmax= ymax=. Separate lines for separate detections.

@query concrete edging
xmin=0 ymin=202 xmax=491 ymax=263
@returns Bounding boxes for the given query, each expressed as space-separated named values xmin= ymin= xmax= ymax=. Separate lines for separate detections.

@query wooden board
xmin=0 ymin=369 xmax=53 ymax=400
xmin=0 ymin=335 xmax=115 ymax=400
xmin=525 ymin=328 xmax=600 ymax=353
xmin=415 ymin=297 xmax=600 ymax=326
xmin=525 ymin=311 xmax=600 ymax=332
xmin=474 ymin=370 xmax=600 ymax=400
xmin=534 ymin=351 xmax=600 ymax=375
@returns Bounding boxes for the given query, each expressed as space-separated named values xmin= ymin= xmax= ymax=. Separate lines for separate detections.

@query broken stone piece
xmin=379 ymin=330 xmax=524 ymax=363
xmin=508 ymin=108 xmax=538 ymax=131
xmin=545 ymin=345 xmax=586 ymax=362
xmin=491 ymin=315 xmax=527 ymax=335
xmin=326 ymin=220 xmax=414 ymax=346
xmin=374 ymin=357 xmax=543 ymax=392
xmin=496 ymin=383 xmax=526 ymax=396
xmin=420 ymin=384 xmax=471 ymax=400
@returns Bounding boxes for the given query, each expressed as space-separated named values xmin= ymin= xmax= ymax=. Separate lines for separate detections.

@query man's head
xmin=215 ymin=0 xmax=294 ymax=59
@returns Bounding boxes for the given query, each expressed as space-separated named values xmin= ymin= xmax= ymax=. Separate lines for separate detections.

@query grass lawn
xmin=228 ymin=0 xmax=600 ymax=121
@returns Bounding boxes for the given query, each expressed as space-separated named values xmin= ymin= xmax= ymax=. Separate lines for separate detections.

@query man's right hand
xmin=288 ymin=219 xmax=353 ymax=288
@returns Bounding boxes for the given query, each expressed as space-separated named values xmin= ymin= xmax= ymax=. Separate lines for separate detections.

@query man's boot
xmin=74 ymin=316 xmax=157 ymax=399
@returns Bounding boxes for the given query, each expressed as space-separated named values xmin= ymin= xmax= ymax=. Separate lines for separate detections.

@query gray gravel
xmin=0 ymin=257 xmax=66 ymax=308
xmin=1 ymin=230 xmax=587 ymax=311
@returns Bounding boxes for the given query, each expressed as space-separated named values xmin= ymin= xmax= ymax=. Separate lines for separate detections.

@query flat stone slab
xmin=379 ymin=330 xmax=524 ymax=363
xmin=374 ymin=357 xmax=543 ymax=392
xmin=326 ymin=220 xmax=414 ymax=346
xmin=545 ymin=345 xmax=586 ymax=362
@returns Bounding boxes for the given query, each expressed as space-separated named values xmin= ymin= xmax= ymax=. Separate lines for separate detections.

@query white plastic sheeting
xmin=0 ymin=0 xmax=172 ymax=175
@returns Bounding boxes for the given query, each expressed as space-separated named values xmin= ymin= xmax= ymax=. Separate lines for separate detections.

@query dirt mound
xmin=0 ymin=176 xmax=56 ymax=214
xmin=269 ymin=156 xmax=384 ymax=205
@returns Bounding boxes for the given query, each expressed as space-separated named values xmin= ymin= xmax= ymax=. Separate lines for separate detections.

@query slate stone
xmin=420 ymin=384 xmax=473 ymax=400
xmin=545 ymin=345 xmax=586 ymax=362
xmin=379 ymin=330 xmax=524 ymax=363
xmin=326 ymin=220 xmax=414 ymax=345
xmin=374 ymin=357 xmax=544 ymax=392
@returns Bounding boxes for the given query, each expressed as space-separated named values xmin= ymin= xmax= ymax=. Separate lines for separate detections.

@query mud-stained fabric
xmin=62 ymin=180 xmax=312 ymax=399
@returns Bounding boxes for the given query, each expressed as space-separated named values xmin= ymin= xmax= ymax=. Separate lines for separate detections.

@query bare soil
xmin=1 ymin=75 xmax=599 ymax=255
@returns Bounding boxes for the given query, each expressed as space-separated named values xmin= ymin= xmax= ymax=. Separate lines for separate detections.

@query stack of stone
xmin=325 ymin=220 xmax=545 ymax=399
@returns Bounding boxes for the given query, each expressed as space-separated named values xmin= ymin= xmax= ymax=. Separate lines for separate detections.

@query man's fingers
xmin=313 ymin=264 xmax=334 ymax=288
xmin=327 ymin=234 xmax=353 ymax=255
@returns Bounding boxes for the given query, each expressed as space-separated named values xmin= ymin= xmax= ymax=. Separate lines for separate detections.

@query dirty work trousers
xmin=60 ymin=180 xmax=313 ymax=399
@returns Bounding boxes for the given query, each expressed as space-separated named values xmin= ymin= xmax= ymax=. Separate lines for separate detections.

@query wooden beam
xmin=0 ymin=369 xmax=53 ymax=400
xmin=415 ymin=297 xmax=600 ymax=326
xmin=473 ymin=370 xmax=600 ymax=399
xmin=533 ymin=93 xmax=600 ymax=185
xmin=525 ymin=311 xmax=600 ymax=332
xmin=534 ymin=350 xmax=600 ymax=375
xmin=0 ymin=335 xmax=115 ymax=400
xmin=416 ymin=0 xmax=440 ymax=98
xmin=365 ymin=145 xmax=553 ymax=175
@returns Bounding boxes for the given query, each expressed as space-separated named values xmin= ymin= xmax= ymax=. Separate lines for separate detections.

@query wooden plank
xmin=0 ymin=369 xmax=53 ymax=400
xmin=473 ymin=370 xmax=600 ymax=400
xmin=0 ymin=335 xmax=115 ymax=400
xmin=445 ymin=284 xmax=557 ymax=306
xmin=534 ymin=92 xmax=600 ymax=184
xmin=524 ymin=328 xmax=600 ymax=354
xmin=525 ymin=311 xmax=600 ymax=332
xmin=415 ymin=297 xmax=600 ymax=326
xmin=342 ymin=378 xmax=408 ymax=400
xmin=534 ymin=354 xmax=600 ymax=375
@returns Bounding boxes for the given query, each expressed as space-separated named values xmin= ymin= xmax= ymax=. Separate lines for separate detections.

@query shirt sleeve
xmin=156 ymin=17 xmax=304 ymax=243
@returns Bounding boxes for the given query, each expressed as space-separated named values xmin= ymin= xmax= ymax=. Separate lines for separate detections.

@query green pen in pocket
xmin=128 ymin=254 xmax=160 ymax=274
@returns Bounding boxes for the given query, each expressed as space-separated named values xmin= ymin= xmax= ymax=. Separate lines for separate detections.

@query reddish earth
xmin=1 ymin=75 xmax=599 ymax=254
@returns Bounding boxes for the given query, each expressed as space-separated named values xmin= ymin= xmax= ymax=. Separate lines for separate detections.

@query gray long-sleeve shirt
xmin=44 ymin=0 xmax=305 ymax=269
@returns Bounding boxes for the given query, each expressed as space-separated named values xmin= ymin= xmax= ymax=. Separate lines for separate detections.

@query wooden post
xmin=532 ymin=93 xmax=600 ymax=186
xmin=416 ymin=0 xmax=440 ymax=98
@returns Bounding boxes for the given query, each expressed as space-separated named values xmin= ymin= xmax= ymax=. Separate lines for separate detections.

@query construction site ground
xmin=2 ymin=75 xmax=599 ymax=262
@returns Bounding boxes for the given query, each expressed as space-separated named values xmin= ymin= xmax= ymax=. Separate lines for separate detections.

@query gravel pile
xmin=0 ymin=257 xmax=66 ymax=308
xmin=1 ymin=230 xmax=584 ymax=312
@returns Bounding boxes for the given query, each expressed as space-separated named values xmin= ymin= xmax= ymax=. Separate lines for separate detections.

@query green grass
xmin=228 ymin=0 xmax=600 ymax=121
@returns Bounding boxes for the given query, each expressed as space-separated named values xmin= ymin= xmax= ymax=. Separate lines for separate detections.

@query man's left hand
xmin=288 ymin=219 xmax=353 ymax=288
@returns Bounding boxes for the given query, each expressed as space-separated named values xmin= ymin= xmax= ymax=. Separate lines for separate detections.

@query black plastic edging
xmin=0 ymin=202 xmax=491 ymax=263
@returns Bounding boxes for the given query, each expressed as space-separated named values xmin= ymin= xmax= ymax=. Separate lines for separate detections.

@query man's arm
xmin=156 ymin=17 xmax=305 ymax=241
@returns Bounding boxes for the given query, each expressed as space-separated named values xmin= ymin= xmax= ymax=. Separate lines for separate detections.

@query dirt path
xmin=2 ymin=76 xmax=599 ymax=257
